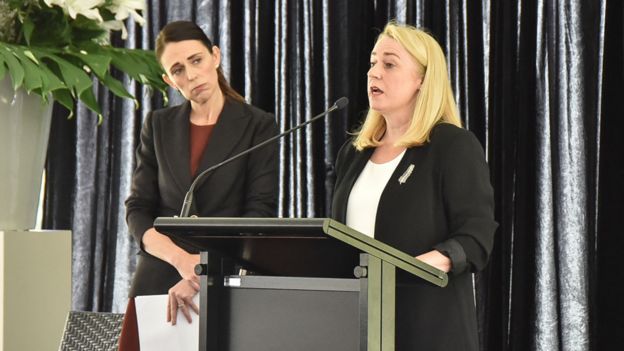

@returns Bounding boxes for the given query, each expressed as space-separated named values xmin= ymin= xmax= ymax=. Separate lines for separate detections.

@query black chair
xmin=58 ymin=311 xmax=124 ymax=351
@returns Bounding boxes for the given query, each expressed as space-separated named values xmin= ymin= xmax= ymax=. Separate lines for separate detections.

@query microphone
xmin=179 ymin=97 xmax=349 ymax=217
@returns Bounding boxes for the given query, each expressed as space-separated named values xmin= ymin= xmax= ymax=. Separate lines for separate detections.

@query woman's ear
xmin=162 ymin=73 xmax=176 ymax=89
xmin=212 ymin=45 xmax=221 ymax=69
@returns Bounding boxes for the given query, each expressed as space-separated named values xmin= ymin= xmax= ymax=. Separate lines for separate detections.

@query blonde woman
xmin=331 ymin=22 xmax=497 ymax=350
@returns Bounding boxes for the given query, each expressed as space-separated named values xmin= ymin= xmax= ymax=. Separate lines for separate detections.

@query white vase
xmin=0 ymin=76 xmax=53 ymax=230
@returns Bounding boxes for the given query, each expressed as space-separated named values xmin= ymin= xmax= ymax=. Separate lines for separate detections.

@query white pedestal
xmin=0 ymin=230 xmax=71 ymax=351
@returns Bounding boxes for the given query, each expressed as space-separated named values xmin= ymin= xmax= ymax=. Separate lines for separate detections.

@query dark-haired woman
xmin=125 ymin=21 xmax=278 ymax=325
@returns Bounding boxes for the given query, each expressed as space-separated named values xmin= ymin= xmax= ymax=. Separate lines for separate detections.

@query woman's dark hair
xmin=155 ymin=21 xmax=245 ymax=103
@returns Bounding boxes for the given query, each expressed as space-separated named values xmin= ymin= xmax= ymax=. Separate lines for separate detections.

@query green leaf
xmin=70 ymin=16 xmax=107 ymax=44
xmin=67 ymin=48 xmax=111 ymax=78
xmin=78 ymin=85 xmax=102 ymax=117
xmin=109 ymin=50 xmax=146 ymax=78
xmin=101 ymin=73 xmax=137 ymax=107
xmin=38 ymin=62 xmax=67 ymax=93
xmin=22 ymin=16 xmax=35 ymax=46
xmin=0 ymin=53 xmax=6 ymax=80
xmin=26 ymin=6 xmax=72 ymax=48
xmin=13 ymin=49 xmax=42 ymax=93
xmin=22 ymin=49 xmax=38 ymax=64
xmin=41 ymin=52 xmax=93 ymax=98
xmin=21 ymin=57 xmax=43 ymax=93
xmin=0 ymin=46 xmax=24 ymax=90
xmin=109 ymin=48 xmax=167 ymax=91
xmin=52 ymin=89 xmax=74 ymax=116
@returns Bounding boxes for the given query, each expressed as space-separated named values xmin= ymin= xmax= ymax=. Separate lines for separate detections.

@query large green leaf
xmin=40 ymin=52 xmax=93 ymax=98
xmin=13 ymin=49 xmax=43 ymax=93
xmin=38 ymin=51 xmax=111 ymax=117
xmin=0 ymin=52 xmax=6 ymax=80
xmin=22 ymin=16 xmax=35 ymax=46
xmin=78 ymin=84 xmax=102 ymax=117
xmin=101 ymin=73 xmax=137 ymax=106
xmin=66 ymin=48 xmax=111 ymax=78
xmin=0 ymin=29 xmax=166 ymax=118
xmin=35 ymin=57 xmax=67 ymax=94
xmin=0 ymin=45 xmax=24 ymax=90
xmin=52 ymin=89 xmax=75 ymax=116
xmin=109 ymin=48 xmax=167 ymax=90
xmin=70 ymin=16 xmax=107 ymax=44
xmin=26 ymin=6 xmax=72 ymax=48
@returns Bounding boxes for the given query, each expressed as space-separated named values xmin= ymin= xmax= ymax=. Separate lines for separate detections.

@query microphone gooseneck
xmin=179 ymin=97 xmax=349 ymax=217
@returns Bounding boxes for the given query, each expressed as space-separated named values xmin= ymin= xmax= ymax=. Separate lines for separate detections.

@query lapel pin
xmin=398 ymin=164 xmax=415 ymax=184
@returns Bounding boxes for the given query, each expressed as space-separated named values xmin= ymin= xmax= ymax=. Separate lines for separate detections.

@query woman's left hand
xmin=416 ymin=250 xmax=452 ymax=273
xmin=166 ymin=279 xmax=200 ymax=325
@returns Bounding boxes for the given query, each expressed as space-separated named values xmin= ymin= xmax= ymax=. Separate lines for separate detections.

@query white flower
xmin=106 ymin=0 xmax=146 ymax=26
xmin=41 ymin=0 xmax=146 ymax=40
xmin=44 ymin=0 xmax=106 ymax=22
xmin=101 ymin=20 xmax=127 ymax=40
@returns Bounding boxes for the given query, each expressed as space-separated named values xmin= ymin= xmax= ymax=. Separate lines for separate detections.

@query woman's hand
xmin=167 ymin=279 xmax=200 ymax=325
xmin=172 ymin=252 xmax=201 ymax=283
xmin=416 ymin=250 xmax=452 ymax=273
xmin=142 ymin=228 xmax=199 ymax=284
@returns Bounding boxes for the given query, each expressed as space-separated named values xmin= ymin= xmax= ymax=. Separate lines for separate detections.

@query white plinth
xmin=0 ymin=230 xmax=71 ymax=351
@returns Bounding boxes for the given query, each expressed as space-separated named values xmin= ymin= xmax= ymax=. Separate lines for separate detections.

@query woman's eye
xmin=193 ymin=58 xmax=201 ymax=64
xmin=384 ymin=62 xmax=394 ymax=68
xmin=172 ymin=68 xmax=182 ymax=75
xmin=369 ymin=61 xmax=376 ymax=67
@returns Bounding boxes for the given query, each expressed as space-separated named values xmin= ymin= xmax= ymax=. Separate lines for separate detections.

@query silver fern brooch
xmin=398 ymin=164 xmax=415 ymax=184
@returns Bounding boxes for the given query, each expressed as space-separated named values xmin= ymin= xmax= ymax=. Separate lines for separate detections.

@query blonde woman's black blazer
xmin=331 ymin=123 xmax=498 ymax=351
xmin=126 ymin=99 xmax=279 ymax=297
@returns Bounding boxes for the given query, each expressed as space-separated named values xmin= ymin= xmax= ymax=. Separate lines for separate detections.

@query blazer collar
xmin=336 ymin=147 xmax=374 ymax=221
xmin=195 ymin=99 xmax=251 ymax=186
xmin=160 ymin=99 xmax=252 ymax=195
xmin=161 ymin=101 xmax=192 ymax=194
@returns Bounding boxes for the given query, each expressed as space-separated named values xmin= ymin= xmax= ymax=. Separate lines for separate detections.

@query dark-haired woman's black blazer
xmin=125 ymin=99 xmax=278 ymax=297
xmin=331 ymin=123 xmax=498 ymax=351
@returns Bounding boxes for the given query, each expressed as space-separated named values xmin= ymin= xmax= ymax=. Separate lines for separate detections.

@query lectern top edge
xmin=154 ymin=216 xmax=448 ymax=287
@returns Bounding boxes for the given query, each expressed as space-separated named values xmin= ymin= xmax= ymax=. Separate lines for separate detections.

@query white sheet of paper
xmin=135 ymin=294 xmax=200 ymax=351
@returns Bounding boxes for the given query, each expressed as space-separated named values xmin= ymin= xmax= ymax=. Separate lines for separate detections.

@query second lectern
xmin=154 ymin=217 xmax=448 ymax=351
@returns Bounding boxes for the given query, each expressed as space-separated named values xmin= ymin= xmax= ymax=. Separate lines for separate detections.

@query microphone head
xmin=333 ymin=97 xmax=349 ymax=110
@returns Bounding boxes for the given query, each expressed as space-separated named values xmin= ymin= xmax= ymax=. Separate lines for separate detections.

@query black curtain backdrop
xmin=43 ymin=1 xmax=624 ymax=350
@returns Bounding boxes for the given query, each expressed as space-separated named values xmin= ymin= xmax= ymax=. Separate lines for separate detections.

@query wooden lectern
xmin=154 ymin=217 xmax=448 ymax=351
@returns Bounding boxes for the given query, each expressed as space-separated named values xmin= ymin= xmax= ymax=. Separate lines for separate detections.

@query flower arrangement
xmin=0 ymin=0 xmax=167 ymax=119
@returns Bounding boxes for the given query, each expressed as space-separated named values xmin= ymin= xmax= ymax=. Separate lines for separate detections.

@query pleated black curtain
xmin=43 ymin=1 xmax=623 ymax=350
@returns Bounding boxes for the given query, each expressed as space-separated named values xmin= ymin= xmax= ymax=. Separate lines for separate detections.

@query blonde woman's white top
xmin=345 ymin=150 xmax=405 ymax=238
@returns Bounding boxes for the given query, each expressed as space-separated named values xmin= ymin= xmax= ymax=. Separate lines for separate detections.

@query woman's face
xmin=160 ymin=39 xmax=221 ymax=104
xmin=367 ymin=36 xmax=423 ymax=119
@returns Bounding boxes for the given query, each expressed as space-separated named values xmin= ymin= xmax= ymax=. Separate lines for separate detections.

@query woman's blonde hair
xmin=353 ymin=22 xmax=461 ymax=150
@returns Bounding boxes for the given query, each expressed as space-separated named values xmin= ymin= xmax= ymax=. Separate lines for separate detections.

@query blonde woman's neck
xmin=381 ymin=113 xmax=411 ymax=145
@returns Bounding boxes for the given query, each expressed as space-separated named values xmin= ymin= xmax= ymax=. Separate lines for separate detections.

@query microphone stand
xmin=179 ymin=97 xmax=349 ymax=217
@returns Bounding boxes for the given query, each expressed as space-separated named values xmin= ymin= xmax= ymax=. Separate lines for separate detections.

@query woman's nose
xmin=367 ymin=65 xmax=380 ymax=79
xmin=186 ymin=66 xmax=198 ymax=81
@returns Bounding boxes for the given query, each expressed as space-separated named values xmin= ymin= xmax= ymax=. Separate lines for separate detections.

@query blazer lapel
xmin=195 ymin=100 xmax=251 ymax=186
xmin=337 ymin=147 xmax=373 ymax=222
xmin=385 ymin=148 xmax=418 ymax=188
xmin=161 ymin=101 xmax=193 ymax=194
